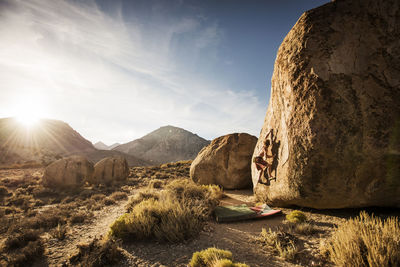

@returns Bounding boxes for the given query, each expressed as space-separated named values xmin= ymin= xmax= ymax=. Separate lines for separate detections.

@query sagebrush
xmin=324 ymin=211 xmax=400 ymax=267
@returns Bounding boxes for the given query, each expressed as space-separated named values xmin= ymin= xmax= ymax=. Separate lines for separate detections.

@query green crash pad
xmin=214 ymin=204 xmax=281 ymax=223
xmin=214 ymin=204 xmax=256 ymax=222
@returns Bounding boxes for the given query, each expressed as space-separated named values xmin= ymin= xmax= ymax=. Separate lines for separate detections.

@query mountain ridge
xmin=112 ymin=125 xmax=210 ymax=164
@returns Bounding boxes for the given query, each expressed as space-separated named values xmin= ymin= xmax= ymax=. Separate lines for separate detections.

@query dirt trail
xmin=39 ymin=189 xmax=291 ymax=267
xmin=119 ymin=189 xmax=291 ymax=267
xmin=42 ymin=198 xmax=130 ymax=266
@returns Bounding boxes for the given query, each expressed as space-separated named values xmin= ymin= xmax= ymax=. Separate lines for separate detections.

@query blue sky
xmin=0 ymin=0 xmax=329 ymax=144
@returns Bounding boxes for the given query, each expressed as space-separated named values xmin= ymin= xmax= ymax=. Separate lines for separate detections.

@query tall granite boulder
xmin=252 ymin=0 xmax=400 ymax=208
xmin=90 ymin=156 xmax=129 ymax=185
xmin=43 ymin=156 xmax=94 ymax=188
xmin=191 ymin=133 xmax=257 ymax=189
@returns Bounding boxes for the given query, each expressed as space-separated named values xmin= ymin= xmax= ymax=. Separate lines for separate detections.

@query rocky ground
xmin=0 ymin=162 xmax=399 ymax=267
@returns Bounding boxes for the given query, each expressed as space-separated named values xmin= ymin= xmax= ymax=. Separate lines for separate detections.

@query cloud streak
xmin=0 ymin=0 xmax=266 ymax=144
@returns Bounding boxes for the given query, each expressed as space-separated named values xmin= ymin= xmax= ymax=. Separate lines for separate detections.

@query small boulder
xmin=190 ymin=133 xmax=257 ymax=189
xmin=90 ymin=156 xmax=129 ymax=185
xmin=43 ymin=156 xmax=94 ymax=188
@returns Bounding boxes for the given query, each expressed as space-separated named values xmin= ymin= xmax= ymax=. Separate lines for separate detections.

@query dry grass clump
xmin=102 ymin=197 xmax=116 ymax=206
xmin=69 ymin=237 xmax=123 ymax=267
xmin=109 ymin=191 xmax=128 ymax=201
xmin=110 ymin=179 xmax=223 ymax=242
xmin=125 ymin=189 xmax=160 ymax=212
xmin=189 ymin=247 xmax=249 ymax=267
xmin=0 ymin=185 xmax=9 ymax=197
xmin=290 ymin=222 xmax=317 ymax=235
xmin=323 ymin=211 xmax=400 ymax=267
xmin=0 ymin=229 xmax=44 ymax=266
xmin=90 ymin=193 xmax=106 ymax=201
xmin=110 ymin=197 xmax=205 ymax=242
xmin=69 ymin=212 xmax=88 ymax=224
xmin=286 ymin=210 xmax=307 ymax=224
xmin=147 ymin=179 xmax=164 ymax=189
xmin=50 ymin=223 xmax=68 ymax=240
xmin=258 ymin=228 xmax=299 ymax=261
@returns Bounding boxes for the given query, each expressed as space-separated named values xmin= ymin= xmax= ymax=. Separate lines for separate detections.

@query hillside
xmin=0 ymin=117 xmax=95 ymax=166
xmin=0 ymin=118 xmax=148 ymax=167
xmin=113 ymin=125 xmax=210 ymax=164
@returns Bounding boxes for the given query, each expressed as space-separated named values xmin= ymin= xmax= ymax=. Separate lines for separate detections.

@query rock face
xmin=252 ymin=0 xmax=400 ymax=208
xmin=90 ymin=156 xmax=129 ymax=185
xmin=113 ymin=126 xmax=210 ymax=164
xmin=191 ymin=133 xmax=257 ymax=189
xmin=43 ymin=156 xmax=94 ymax=188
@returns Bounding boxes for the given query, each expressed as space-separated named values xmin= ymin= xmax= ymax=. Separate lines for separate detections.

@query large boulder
xmin=191 ymin=133 xmax=257 ymax=189
xmin=90 ymin=156 xmax=129 ymax=185
xmin=252 ymin=0 xmax=400 ymax=209
xmin=43 ymin=156 xmax=94 ymax=188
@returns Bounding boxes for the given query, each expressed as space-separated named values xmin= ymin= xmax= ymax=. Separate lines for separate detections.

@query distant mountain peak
xmin=113 ymin=125 xmax=209 ymax=164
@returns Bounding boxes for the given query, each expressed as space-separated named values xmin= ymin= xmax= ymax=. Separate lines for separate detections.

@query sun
xmin=16 ymin=113 xmax=41 ymax=127
xmin=11 ymin=95 xmax=47 ymax=128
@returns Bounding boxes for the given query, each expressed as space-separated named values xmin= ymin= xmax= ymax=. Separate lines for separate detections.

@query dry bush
xmin=189 ymin=247 xmax=249 ymax=267
xmin=147 ymin=179 xmax=164 ymax=189
xmin=111 ymin=179 xmax=222 ymax=242
xmin=286 ymin=210 xmax=307 ymax=224
xmin=0 ymin=185 xmax=9 ymax=197
xmin=90 ymin=193 xmax=106 ymax=201
xmin=125 ymin=189 xmax=160 ymax=212
xmin=50 ymin=223 xmax=67 ymax=240
xmin=190 ymin=247 xmax=232 ymax=267
xmin=110 ymin=197 xmax=205 ymax=242
xmin=289 ymin=222 xmax=317 ymax=235
xmin=69 ymin=237 xmax=123 ymax=267
xmin=325 ymin=211 xmax=400 ymax=267
xmin=102 ymin=197 xmax=116 ymax=206
xmin=258 ymin=228 xmax=299 ymax=261
xmin=69 ymin=212 xmax=88 ymax=224
xmin=109 ymin=191 xmax=128 ymax=201
xmin=1 ymin=229 xmax=44 ymax=266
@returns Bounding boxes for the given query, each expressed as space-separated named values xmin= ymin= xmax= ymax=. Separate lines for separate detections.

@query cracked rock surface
xmin=252 ymin=0 xmax=400 ymax=208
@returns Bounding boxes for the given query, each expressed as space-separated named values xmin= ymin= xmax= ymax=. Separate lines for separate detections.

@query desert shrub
xmin=102 ymin=197 xmax=116 ymax=206
xmin=147 ymin=179 xmax=164 ymax=189
xmin=325 ymin=211 xmax=400 ymax=267
xmin=4 ymin=229 xmax=41 ymax=251
xmin=4 ymin=240 xmax=44 ymax=267
xmin=50 ymin=223 xmax=67 ymax=240
xmin=111 ymin=179 xmax=222 ymax=242
xmin=190 ymin=247 xmax=232 ymax=267
xmin=69 ymin=212 xmax=87 ymax=224
xmin=23 ymin=207 xmax=68 ymax=230
xmin=189 ymin=247 xmax=249 ymax=267
xmin=286 ymin=210 xmax=307 ymax=224
xmin=91 ymin=193 xmax=106 ymax=201
xmin=258 ymin=228 xmax=299 ymax=261
xmin=110 ymin=197 xmax=205 ymax=242
xmin=109 ymin=191 xmax=128 ymax=201
xmin=69 ymin=237 xmax=122 ymax=267
xmin=210 ymin=258 xmax=249 ymax=267
xmin=290 ymin=222 xmax=317 ymax=235
xmin=0 ymin=185 xmax=9 ymax=197
xmin=125 ymin=189 xmax=160 ymax=212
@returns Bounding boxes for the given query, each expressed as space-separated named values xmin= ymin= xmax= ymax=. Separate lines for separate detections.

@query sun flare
xmin=16 ymin=114 xmax=41 ymax=127
xmin=11 ymin=95 xmax=47 ymax=128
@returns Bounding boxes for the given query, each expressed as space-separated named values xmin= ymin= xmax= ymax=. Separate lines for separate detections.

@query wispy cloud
xmin=0 ymin=0 xmax=265 ymax=144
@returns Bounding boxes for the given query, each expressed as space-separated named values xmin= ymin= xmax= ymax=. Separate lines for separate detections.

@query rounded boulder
xmin=190 ymin=133 xmax=257 ymax=189
xmin=90 ymin=156 xmax=129 ymax=185
xmin=43 ymin=156 xmax=94 ymax=188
